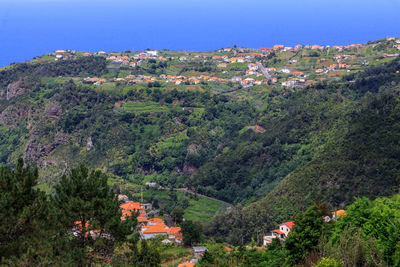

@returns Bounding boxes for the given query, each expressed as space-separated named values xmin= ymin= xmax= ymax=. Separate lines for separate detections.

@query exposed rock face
xmin=24 ymin=131 xmax=70 ymax=166
xmin=44 ymin=101 xmax=62 ymax=121
xmin=0 ymin=105 xmax=29 ymax=127
xmin=6 ymin=80 xmax=24 ymax=100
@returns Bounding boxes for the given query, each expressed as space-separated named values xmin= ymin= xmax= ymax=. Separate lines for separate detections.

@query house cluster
xmin=281 ymin=78 xmax=306 ymax=87
xmin=106 ymin=55 xmax=137 ymax=67
xmin=246 ymin=63 xmax=259 ymax=75
xmin=263 ymin=210 xmax=346 ymax=246
xmin=315 ymin=63 xmax=352 ymax=74
xmin=52 ymin=50 xmax=77 ymax=60
xmin=268 ymin=43 xmax=363 ymax=53
xmin=160 ymin=74 xmax=228 ymax=85
xmin=83 ymin=77 xmax=108 ymax=85
xmin=106 ymin=51 xmax=167 ymax=67
xmin=118 ymin=195 xmax=183 ymax=245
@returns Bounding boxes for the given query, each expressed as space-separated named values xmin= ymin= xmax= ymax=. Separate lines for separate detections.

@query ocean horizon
xmin=1 ymin=0 xmax=399 ymax=67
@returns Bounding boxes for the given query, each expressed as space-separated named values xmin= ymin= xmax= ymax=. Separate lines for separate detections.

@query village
xmin=71 ymin=189 xmax=348 ymax=267
xmin=47 ymin=36 xmax=400 ymax=91
xmin=72 ymin=193 xmax=208 ymax=266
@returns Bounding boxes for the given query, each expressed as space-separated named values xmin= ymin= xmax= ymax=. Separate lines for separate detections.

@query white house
xmin=280 ymin=68 xmax=291 ymax=74
xmin=140 ymin=224 xmax=168 ymax=239
xmin=263 ymin=221 xmax=295 ymax=245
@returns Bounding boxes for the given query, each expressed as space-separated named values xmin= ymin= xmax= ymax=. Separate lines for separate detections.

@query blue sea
xmin=1 ymin=0 xmax=399 ymax=67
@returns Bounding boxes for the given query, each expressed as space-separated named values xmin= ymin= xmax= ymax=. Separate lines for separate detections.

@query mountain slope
xmin=206 ymin=59 xmax=400 ymax=243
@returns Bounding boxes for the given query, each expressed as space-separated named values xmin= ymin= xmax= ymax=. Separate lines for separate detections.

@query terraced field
xmin=122 ymin=101 xmax=172 ymax=113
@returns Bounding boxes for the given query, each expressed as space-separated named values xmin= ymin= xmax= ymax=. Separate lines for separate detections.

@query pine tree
xmin=0 ymin=159 xmax=51 ymax=262
xmin=130 ymin=239 xmax=161 ymax=267
xmin=53 ymin=164 xmax=134 ymax=264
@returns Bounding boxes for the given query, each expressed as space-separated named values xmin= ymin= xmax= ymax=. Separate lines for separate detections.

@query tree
xmin=171 ymin=207 xmax=185 ymax=224
xmin=181 ymin=220 xmax=203 ymax=246
xmin=53 ymin=165 xmax=134 ymax=264
xmin=0 ymin=159 xmax=52 ymax=262
xmin=285 ymin=204 xmax=324 ymax=265
xmin=129 ymin=239 xmax=161 ymax=267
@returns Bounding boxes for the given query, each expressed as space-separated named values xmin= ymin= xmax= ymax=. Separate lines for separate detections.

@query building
xmin=273 ymin=45 xmax=284 ymax=51
xmin=280 ymin=68 xmax=291 ymax=74
xmin=142 ymin=203 xmax=152 ymax=210
xmin=193 ymin=246 xmax=208 ymax=258
xmin=118 ymin=194 xmax=129 ymax=203
xmin=263 ymin=221 xmax=295 ymax=245
xmin=145 ymin=182 xmax=157 ymax=187
xmin=332 ymin=209 xmax=346 ymax=219
xmin=141 ymin=224 xmax=168 ymax=239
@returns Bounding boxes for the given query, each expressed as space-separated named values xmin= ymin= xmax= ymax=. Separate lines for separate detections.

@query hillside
xmin=0 ymin=38 xmax=400 ymax=224
xmin=207 ymin=58 xmax=400 ymax=244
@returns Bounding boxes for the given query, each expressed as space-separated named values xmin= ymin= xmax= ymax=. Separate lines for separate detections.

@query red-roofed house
xmin=141 ymin=224 xmax=168 ymax=239
xmin=121 ymin=201 xmax=145 ymax=221
xmin=263 ymin=221 xmax=295 ymax=245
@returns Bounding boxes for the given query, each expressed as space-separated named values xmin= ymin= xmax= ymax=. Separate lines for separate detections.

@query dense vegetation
xmin=0 ymin=160 xmax=147 ymax=265
xmin=199 ymin=194 xmax=400 ymax=266
xmin=206 ymin=58 xmax=400 ymax=243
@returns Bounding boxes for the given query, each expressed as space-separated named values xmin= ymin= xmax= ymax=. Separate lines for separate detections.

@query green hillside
xmin=0 ymin=39 xmax=400 ymax=228
xmin=207 ymin=58 xmax=400 ymax=244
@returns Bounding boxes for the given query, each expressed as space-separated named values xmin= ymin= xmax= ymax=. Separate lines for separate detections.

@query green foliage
xmin=128 ymin=239 xmax=161 ymax=267
xmin=0 ymin=159 xmax=51 ymax=262
xmin=171 ymin=207 xmax=185 ymax=224
xmin=53 ymin=164 xmax=135 ymax=264
xmin=181 ymin=220 xmax=203 ymax=246
xmin=0 ymin=56 xmax=106 ymax=88
xmin=207 ymin=58 xmax=400 ymax=243
xmin=285 ymin=205 xmax=324 ymax=265
xmin=328 ymin=195 xmax=400 ymax=266
xmin=314 ymin=258 xmax=342 ymax=267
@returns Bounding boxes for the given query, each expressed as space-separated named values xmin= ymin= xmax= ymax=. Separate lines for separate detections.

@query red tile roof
xmin=141 ymin=224 xmax=168 ymax=234
xmin=284 ymin=221 xmax=295 ymax=229
xmin=272 ymin=229 xmax=285 ymax=235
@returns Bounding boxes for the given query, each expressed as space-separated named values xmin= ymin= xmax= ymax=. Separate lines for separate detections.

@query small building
xmin=263 ymin=221 xmax=295 ymax=245
xmin=145 ymin=182 xmax=157 ymax=187
xmin=142 ymin=203 xmax=152 ymax=210
xmin=332 ymin=209 xmax=346 ymax=219
xmin=148 ymin=209 xmax=160 ymax=217
xmin=232 ymin=76 xmax=242 ymax=83
xmin=273 ymin=45 xmax=284 ymax=51
xmin=118 ymin=194 xmax=129 ymax=203
xmin=193 ymin=246 xmax=207 ymax=258
xmin=162 ymin=239 xmax=172 ymax=245
xmin=280 ymin=68 xmax=291 ymax=74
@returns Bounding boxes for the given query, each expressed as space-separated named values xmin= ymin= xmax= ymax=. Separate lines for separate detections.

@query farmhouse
xmin=263 ymin=221 xmax=295 ymax=245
